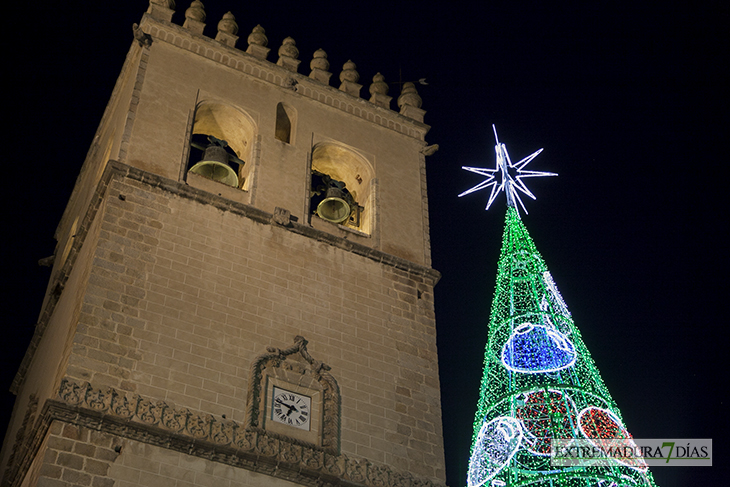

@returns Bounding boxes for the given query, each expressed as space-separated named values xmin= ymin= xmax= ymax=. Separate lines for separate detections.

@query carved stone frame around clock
xmin=245 ymin=335 xmax=341 ymax=454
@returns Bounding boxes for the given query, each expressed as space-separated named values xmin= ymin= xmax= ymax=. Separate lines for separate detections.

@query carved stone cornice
xmin=7 ymin=378 xmax=445 ymax=487
xmin=137 ymin=14 xmax=429 ymax=141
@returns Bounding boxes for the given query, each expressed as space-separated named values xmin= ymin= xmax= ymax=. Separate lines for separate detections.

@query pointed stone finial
xmin=397 ymin=82 xmax=425 ymax=122
xmin=369 ymin=73 xmax=388 ymax=96
xmin=147 ymin=0 xmax=175 ymax=22
xmin=310 ymin=49 xmax=329 ymax=71
xmin=369 ymin=73 xmax=392 ymax=109
xmin=278 ymin=37 xmax=299 ymax=59
xmin=246 ymin=24 xmax=270 ymax=60
xmin=217 ymin=12 xmax=238 ymax=35
xmin=215 ymin=12 xmax=239 ymax=47
xmin=277 ymin=37 xmax=301 ymax=72
xmin=309 ymin=49 xmax=332 ymax=84
xmin=185 ymin=1 xmax=205 ymax=21
xmin=339 ymin=60 xmax=362 ymax=97
xmin=248 ymin=24 xmax=268 ymax=47
xmin=398 ymin=82 xmax=422 ymax=109
xmin=183 ymin=1 xmax=206 ymax=35
xmin=339 ymin=60 xmax=360 ymax=84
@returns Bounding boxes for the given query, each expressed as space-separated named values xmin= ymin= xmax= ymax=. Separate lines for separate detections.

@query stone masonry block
xmin=61 ymin=469 xmax=92 ymax=485
xmin=92 ymin=477 xmax=116 ymax=487
xmin=56 ymin=452 xmax=84 ymax=470
xmin=39 ymin=463 xmax=63 ymax=479
xmin=37 ymin=478 xmax=69 ymax=487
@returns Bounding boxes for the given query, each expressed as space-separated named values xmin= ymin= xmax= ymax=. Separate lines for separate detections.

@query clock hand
xmin=286 ymin=405 xmax=299 ymax=416
xmin=275 ymin=398 xmax=292 ymax=408
xmin=276 ymin=398 xmax=299 ymax=413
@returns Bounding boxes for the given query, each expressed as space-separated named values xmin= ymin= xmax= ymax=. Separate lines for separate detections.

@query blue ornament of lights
xmin=501 ymin=323 xmax=577 ymax=373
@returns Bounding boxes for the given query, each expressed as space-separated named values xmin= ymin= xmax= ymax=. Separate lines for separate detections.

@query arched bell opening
xmin=310 ymin=143 xmax=374 ymax=234
xmin=187 ymin=102 xmax=256 ymax=190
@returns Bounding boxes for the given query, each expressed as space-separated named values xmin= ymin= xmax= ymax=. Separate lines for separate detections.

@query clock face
xmin=271 ymin=387 xmax=311 ymax=430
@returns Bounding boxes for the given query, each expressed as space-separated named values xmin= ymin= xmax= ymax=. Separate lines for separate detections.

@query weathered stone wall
xmin=32 ymin=421 xmax=120 ymax=487
xmin=32 ymin=420 xmax=310 ymax=487
xmin=5 ymin=6 xmax=443 ymax=484
xmin=60 ymin=165 xmax=445 ymax=481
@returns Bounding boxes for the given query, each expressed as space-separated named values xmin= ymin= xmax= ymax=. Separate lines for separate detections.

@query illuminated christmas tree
xmin=459 ymin=127 xmax=658 ymax=487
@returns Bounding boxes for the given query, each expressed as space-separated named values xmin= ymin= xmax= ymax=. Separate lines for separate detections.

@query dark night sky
xmin=2 ymin=1 xmax=728 ymax=486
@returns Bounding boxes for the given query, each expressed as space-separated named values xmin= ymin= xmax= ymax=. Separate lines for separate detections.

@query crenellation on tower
xmin=215 ymin=11 xmax=239 ymax=47
xmin=397 ymin=81 xmax=426 ymax=123
xmin=369 ymin=72 xmax=392 ymax=109
xmin=309 ymin=48 xmax=333 ymax=85
xmin=141 ymin=1 xmax=426 ymax=125
xmin=338 ymin=60 xmax=362 ymax=98
xmin=182 ymin=0 xmax=206 ymax=35
xmin=147 ymin=0 xmax=176 ymax=23
xmin=277 ymin=37 xmax=301 ymax=73
xmin=246 ymin=24 xmax=270 ymax=60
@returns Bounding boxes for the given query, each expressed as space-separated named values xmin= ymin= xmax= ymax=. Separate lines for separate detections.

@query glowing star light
xmin=459 ymin=125 xmax=556 ymax=214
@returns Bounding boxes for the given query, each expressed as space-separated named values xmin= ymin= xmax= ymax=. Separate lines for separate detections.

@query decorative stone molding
xmin=244 ymin=335 xmax=340 ymax=453
xmin=40 ymin=377 xmax=446 ymax=487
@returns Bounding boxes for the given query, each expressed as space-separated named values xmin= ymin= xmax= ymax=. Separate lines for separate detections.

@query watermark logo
xmin=551 ymin=439 xmax=711 ymax=467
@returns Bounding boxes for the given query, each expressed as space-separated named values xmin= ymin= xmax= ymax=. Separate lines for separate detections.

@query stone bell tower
xmin=0 ymin=2 xmax=445 ymax=486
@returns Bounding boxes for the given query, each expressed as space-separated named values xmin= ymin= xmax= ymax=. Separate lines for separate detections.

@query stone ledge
xmin=109 ymin=160 xmax=441 ymax=282
xmin=5 ymin=379 xmax=448 ymax=487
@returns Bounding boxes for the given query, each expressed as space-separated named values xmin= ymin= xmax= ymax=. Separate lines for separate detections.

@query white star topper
xmin=459 ymin=125 xmax=557 ymax=214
